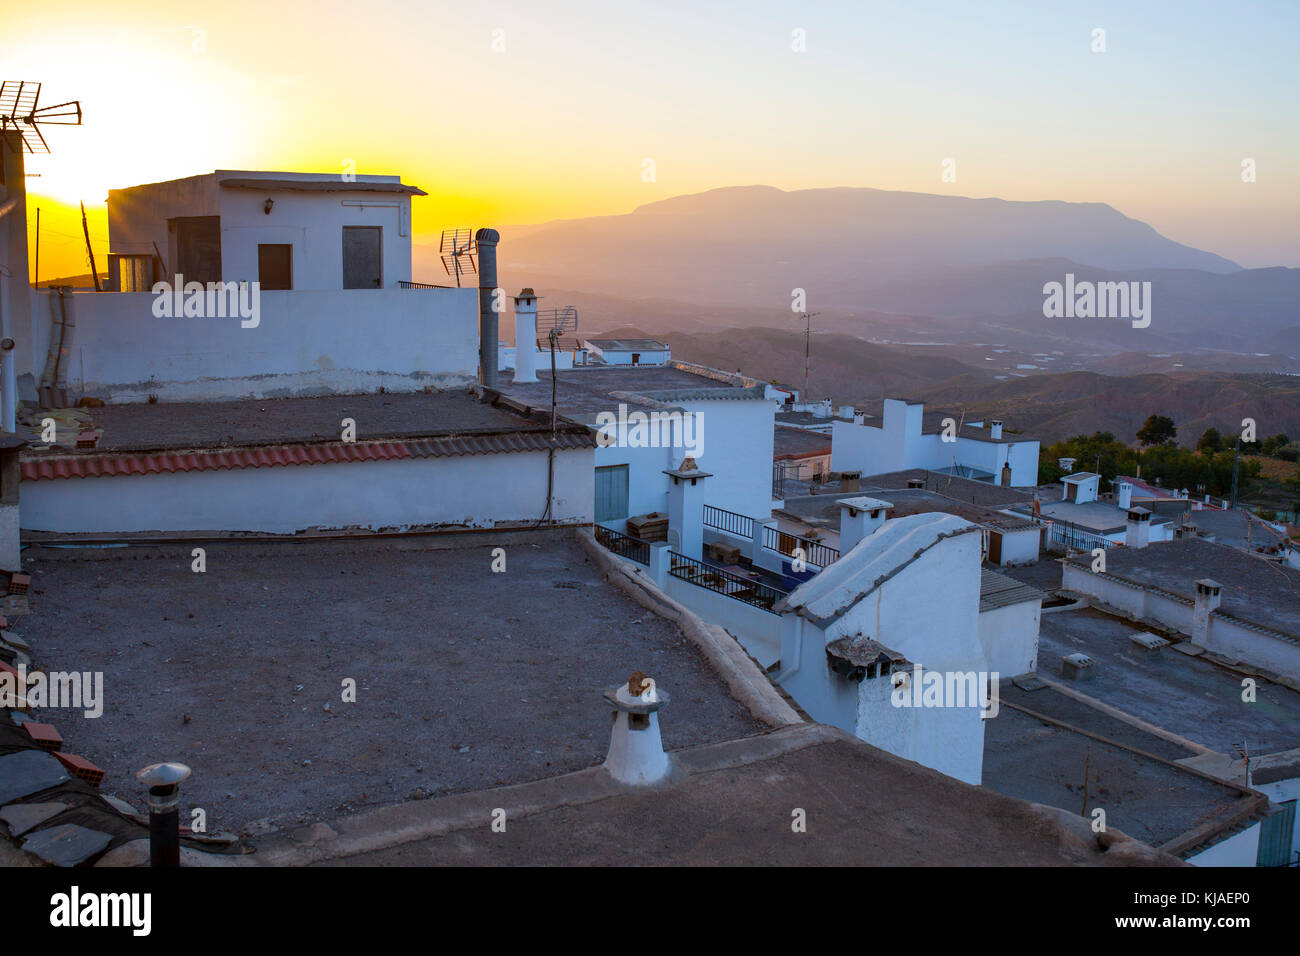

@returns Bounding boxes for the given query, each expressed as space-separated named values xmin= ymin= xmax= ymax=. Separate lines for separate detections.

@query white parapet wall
xmin=21 ymin=448 xmax=594 ymax=535
xmin=29 ymin=288 xmax=479 ymax=403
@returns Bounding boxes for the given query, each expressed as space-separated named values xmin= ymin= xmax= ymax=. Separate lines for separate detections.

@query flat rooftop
xmin=499 ymin=364 xmax=767 ymax=424
xmin=14 ymin=533 xmax=765 ymax=836
xmin=779 ymin=488 xmax=1035 ymax=535
xmin=1031 ymin=608 xmax=1300 ymax=754
xmin=1065 ymin=537 xmax=1300 ymax=638
xmin=983 ymin=696 xmax=1255 ymax=855
xmin=858 ymin=468 xmax=1034 ymax=506
xmin=773 ymin=425 xmax=832 ymax=460
xmin=1028 ymin=498 xmax=1173 ymax=534
xmin=266 ymin=724 xmax=1177 ymax=866
xmin=22 ymin=389 xmax=588 ymax=455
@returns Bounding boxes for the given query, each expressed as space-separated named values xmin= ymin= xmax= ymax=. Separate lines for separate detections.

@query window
xmin=594 ymin=465 xmax=630 ymax=523
xmin=170 ymin=216 xmax=222 ymax=284
xmin=342 ymin=226 xmax=382 ymax=289
xmin=258 ymin=244 xmax=292 ymax=290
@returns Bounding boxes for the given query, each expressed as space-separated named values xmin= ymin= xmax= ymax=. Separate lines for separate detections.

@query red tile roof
xmin=21 ymin=431 xmax=591 ymax=482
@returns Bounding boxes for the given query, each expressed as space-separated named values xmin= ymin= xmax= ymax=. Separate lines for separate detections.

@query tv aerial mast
xmin=0 ymin=81 xmax=82 ymax=154
xmin=796 ymin=311 xmax=820 ymax=399
xmin=438 ymin=228 xmax=477 ymax=288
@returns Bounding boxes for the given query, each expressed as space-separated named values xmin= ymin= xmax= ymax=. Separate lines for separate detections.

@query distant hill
xmin=416 ymin=185 xmax=1300 ymax=356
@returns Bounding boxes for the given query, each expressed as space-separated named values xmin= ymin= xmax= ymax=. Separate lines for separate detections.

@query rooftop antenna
xmin=0 ymin=81 xmax=82 ymax=154
xmin=796 ymin=311 xmax=820 ymax=399
xmin=439 ymin=228 xmax=477 ymax=288
xmin=541 ymin=305 xmax=578 ymax=341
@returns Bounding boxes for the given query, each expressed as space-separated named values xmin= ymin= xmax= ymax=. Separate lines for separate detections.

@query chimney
xmin=990 ymin=420 xmax=1003 ymax=440
xmin=475 ymin=228 xmax=500 ymax=389
xmin=512 ymin=289 xmax=538 ymax=384
xmin=137 ymin=762 xmax=191 ymax=867
xmin=1191 ymin=578 xmax=1223 ymax=647
xmin=603 ymin=672 xmax=671 ymax=785
xmin=1058 ymin=457 xmax=1075 ymax=474
xmin=838 ymin=496 xmax=892 ymax=552
xmin=840 ymin=470 xmax=861 ymax=493
xmin=1125 ymin=507 xmax=1151 ymax=549
xmin=1117 ymin=481 xmax=1133 ymax=511
xmin=663 ymin=457 xmax=713 ymax=559
xmin=907 ymin=477 xmax=924 ymax=489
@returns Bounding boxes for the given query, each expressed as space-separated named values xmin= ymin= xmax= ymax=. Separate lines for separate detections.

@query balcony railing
xmin=702 ymin=505 xmax=755 ymax=539
xmin=594 ymin=525 xmax=651 ymax=565
xmin=762 ymin=525 xmax=839 ymax=568
xmin=398 ymin=280 xmax=454 ymax=290
xmin=668 ymin=552 xmax=787 ymax=613
xmin=1042 ymin=519 xmax=1113 ymax=553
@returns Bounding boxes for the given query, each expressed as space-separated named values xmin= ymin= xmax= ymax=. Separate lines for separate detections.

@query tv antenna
xmin=0 ymin=81 xmax=82 ymax=154
xmin=796 ymin=311 xmax=820 ymax=399
xmin=540 ymin=305 xmax=578 ymax=341
xmin=439 ymin=228 xmax=477 ymax=287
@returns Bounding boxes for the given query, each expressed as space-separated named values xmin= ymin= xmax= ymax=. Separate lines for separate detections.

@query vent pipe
xmin=475 ymin=228 xmax=500 ymax=389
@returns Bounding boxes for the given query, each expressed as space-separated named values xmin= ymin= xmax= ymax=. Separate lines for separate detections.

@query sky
xmin=7 ymin=0 xmax=1299 ymax=280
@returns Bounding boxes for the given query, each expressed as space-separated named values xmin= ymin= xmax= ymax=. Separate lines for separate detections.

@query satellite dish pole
xmin=797 ymin=311 xmax=820 ymax=400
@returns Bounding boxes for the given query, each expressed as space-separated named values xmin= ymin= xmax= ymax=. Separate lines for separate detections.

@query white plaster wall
xmin=996 ymin=526 xmax=1041 ymax=565
xmin=33 ymin=287 xmax=478 ymax=402
xmin=1186 ymin=823 xmax=1262 ymax=867
xmin=218 ymin=184 xmax=412 ymax=289
xmin=780 ymin=526 xmax=988 ymax=784
xmin=977 ymin=601 xmax=1040 ymax=676
xmin=855 ymin=670 xmax=987 ymax=786
xmin=589 ymin=349 xmax=670 ymax=366
xmin=1062 ymin=564 xmax=1300 ymax=679
xmin=106 ymin=173 xmax=414 ymax=290
xmin=21 ymin=449 xmax=594 ymax=534
xmin=663 ymin=575 xmax=783 ymax=667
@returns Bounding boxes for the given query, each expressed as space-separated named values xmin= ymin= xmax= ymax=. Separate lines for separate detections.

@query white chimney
xmin=838 ymin=496 xmax=892 ymax=552
xmin=1117 ymin=481 xmax=1133 ymax=511
xmin=603 ymin=673 xmax=671 ymax=785
xmin=1191 ymin=579 xmax=1223 ymax=647
xmin=990 ymin=420 xmax=1003 ymax=440
xmin=513 ymin=288 xmax=539 ymax=384
xmin=1125 ymin=507 xmax=1150 ymax=549
xmin=1058 ymin=457 xmax=1075 ymax=474
xmin=663 ymin=457 xmax=712 ymax=559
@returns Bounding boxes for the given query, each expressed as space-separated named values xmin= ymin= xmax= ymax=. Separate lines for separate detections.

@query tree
xmin=1196 ymin=428 xmax=1223 ymax=454
xmin=1136 ymin=415 xmax=1177 ymax=447
xmin=1260 ymin=434 xmax=1290 ymax=456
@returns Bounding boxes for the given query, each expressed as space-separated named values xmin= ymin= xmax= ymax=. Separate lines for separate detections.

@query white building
xmin=583 ymin=338 xmax=670 ymax=366
xmin=25 ymin=170 xmax=477 ymax=404
xmin=774 ymin=512 xmax=990 ymax=785
xmin=831 ymin=399 xmax=1039 ymax=487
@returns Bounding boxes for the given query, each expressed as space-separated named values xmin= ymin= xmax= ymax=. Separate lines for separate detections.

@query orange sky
xmin=10 ymin=1 xmax=1299 ymax=280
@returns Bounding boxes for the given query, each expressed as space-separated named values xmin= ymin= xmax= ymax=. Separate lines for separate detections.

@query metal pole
xmin=33 ymin=207 xmax=38 ymax=289
xmin=1231 ymin=437 xmax=1240 ymax=509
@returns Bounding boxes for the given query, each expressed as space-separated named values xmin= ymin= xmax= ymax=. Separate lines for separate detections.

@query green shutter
xmin=595 ymin=465 xmax=629 ymax=523
xmin=1256 ymin=800 xmax=1297 ymax=867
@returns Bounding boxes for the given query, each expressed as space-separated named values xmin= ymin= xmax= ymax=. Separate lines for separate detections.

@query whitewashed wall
xmin=1062 ymin=563 xmax=1300 ymax=679
xmin=663 ymin=575 xmax=783 ymax=667
xmin=1186 ymin=823 xmax=1261 ymax=867
xmin=21 ymin=449 xmax=593 ymax=534
xmin=30 ymin=288 xmax=478 ymax=402
xmin=995 ymin=526 xmax=1041 ymax=566
xmin=977 ymin=601 xmax=1040 ymax=676
xmin=779 ymin=525 xmax=988 ymax=784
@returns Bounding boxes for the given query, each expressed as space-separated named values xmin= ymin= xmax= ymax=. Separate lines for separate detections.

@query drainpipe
xmin=476 ymin=228 xmax=500 ymax=389
xmin=0 ymin=337 xmax=14 ymax=431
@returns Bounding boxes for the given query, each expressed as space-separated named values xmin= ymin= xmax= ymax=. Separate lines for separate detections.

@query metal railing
xmin=594 ymin=525 xmax=651 ymax=565
xmin=398 ymin=280 xmax=454 ymax=290
xmin=702 ymin=505 xmax=755 ymax=539
xmin=762 ymin=525 xmax=839 ymax=568
xmin=668 ymin=552 xmax=787 ymax=613
xmin=1043 ymin=519 xmax=1114 ymax=554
